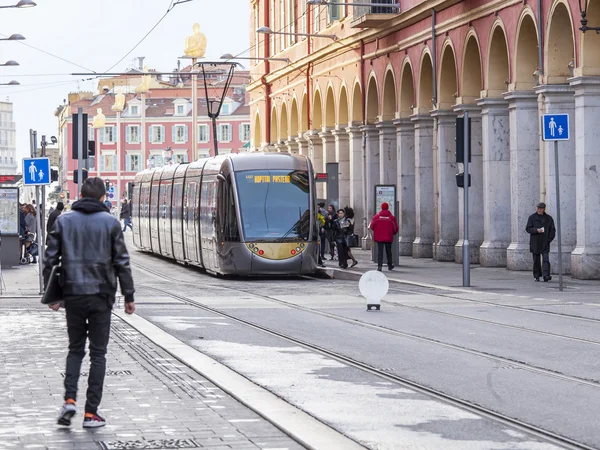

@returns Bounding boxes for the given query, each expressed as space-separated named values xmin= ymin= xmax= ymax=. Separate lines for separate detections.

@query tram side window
xmin=220 ymin=177 xmax=239 ymax=242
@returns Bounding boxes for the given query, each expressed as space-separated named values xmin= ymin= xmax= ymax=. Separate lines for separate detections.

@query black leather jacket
xmin=44 ymin=198 xmax=135 ymax=302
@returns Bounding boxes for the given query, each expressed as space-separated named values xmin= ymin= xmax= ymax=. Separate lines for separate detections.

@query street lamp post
xmin=0 ymin=0 xmax=36 ymax=9
xmin=112 ymin=88 xmax=125 ymax=217
xmin=220 ymin=53 xmax=291 ymax=64
xmin=578 ymin=0 xmax=600 ymax=32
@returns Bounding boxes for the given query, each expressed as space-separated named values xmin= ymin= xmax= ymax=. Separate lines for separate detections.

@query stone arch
xmin=338 ymin=84 xmax=349 ymax=126
xmin=290 ymin=96 xmax=299 ymax=137
xmin=366 ymin=73 xmax=379 ymax=124
xmin=300 ymin=93 xmax=308 ymax=132
xmin=279 ymin=102 xmax=289 ymax=141
xmin=252 ymin=112 xmax=261 ymax=148
xmin=399 ymin=59 xmax=415 ymax=118
xmin=351 ymin=81 xmax=363 ymax=124
xmin=325 ymin=85 xmax=336 ymax=128
xmin=461 ymin=31 xmax=483 ymax=103
xmin=382 ymin=66 xmax=397 ymax=120
xmin=270 ymin=105 xmax=278 ymax=143
xmin=514 ymin=9 xmax=539 ymax=90
xmin=581 ymin=0 xmax=600 ymax=74
xmin=312 ymin=88 xmax=323 ymax=130
xmin=417 ymin=49 xmax=434 ymax=113
xmin=439 ymin=39 xmax=458 ymax=109
xmin=545 ymin=0 xmax=575 ymax=83
xmin=486 ymin=20 xmax=510 ymax=97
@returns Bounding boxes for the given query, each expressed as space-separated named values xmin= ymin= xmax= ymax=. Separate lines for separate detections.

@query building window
xmin=172 ymin=125 xmax=188 ymax=143
xmin=126 ymin=125 xmax=140 ymax=143
xmin=221 ymin=104 xmax=230 ymax=115
xmin=198 ymin=124 xmax=209 ymax=143
xmin=280 ymin=0 xmax=286 ymax=51
xmin=198 ymin=149 xmax=211 ymax=159
xmin=301 ymin=0 xmax=307 ymax=34
xmin=217 ymin=124 xmax=232 ymax=142
xmin=99 ymin=154 xmax=116 ymax=171
xmin=126 ymin=153 xmax=141 ymax=172
xmin=254 ymin=5 xmax=260 ymax=58
xmin=289 ymin=0 xmax=296 ymax=45
xmin=176 ymin=105 xmax=185 ymax=115
xmin=149 ymin=152 xmax=164 ymax=167
xmin=269 ymin=0 xmax=275 ymax=55
xmin=313 ymin=6 xmax=321 ymax=32
xmin=149 ymin=125 xmax=165 ymax=144
xmin=329 ymin=3 xmax=340 ymax=22
xmin=100 ymin=126 xmax=116 ymax=144
xmin=130 ymin=105 xmax=139 ymax=116
xmin=239 ymin=123 xmax=251 ymax=141
xmin=175 ymin=152 xmax=189 ymax=163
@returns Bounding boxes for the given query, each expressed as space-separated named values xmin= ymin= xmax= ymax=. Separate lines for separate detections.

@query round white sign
xmin=359 ymin=270 xmax=389 ymax=304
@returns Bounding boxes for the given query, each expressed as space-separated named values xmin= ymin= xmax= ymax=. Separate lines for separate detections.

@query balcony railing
xmin=351 ymin=0 xmax=399 ymax=28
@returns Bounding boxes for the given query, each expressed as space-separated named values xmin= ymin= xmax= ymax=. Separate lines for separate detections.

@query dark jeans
xmin=377 ymin=241 xmax=393 ymax=268
xmin=533 ymin=252 xmax=550 ymax=279
xmin=122 ymin=217 xmax=133 ymax=231
xmin=64 ymin=295 xmax=112 ymax=414
xmin=336 ymin=239 xmax=348 ymax=268
xmin=319 ymin=232 xmax=326 ymax=259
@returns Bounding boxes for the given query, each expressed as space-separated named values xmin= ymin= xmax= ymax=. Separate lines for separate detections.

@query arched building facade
xmin=248 ymin=0 xmax=600 ymax=279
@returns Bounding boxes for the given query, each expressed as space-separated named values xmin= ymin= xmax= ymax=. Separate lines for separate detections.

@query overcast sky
xmin=3 ymin=0 xmax=249 ymax=171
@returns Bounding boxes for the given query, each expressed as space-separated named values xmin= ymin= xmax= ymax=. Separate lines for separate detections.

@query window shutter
xmin=172 ymin=126 xmax=177 ymax=143
xmin=184 ymin=125 xmax=188 ymax=143
xmin=160 ymin=125 xmax=165 ymax=143
xmin=238 ymin=124 xmax=243 ymax=141
xmin=329 ymin=3 xmax=339 ymax=21
xmin=227 ymin=125 xmax=232 ymax=142
xmin=99 ymin=128 xmax=105 ymax=143
xmin=148 ymin=126 xmax=154 ymax=143
xmin=125 ymin=126 xmax=130 ymax=144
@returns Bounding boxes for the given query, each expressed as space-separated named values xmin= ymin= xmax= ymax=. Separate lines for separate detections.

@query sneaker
xmin=83 ymin=413 xmax=106 ymax=428
xmin=57 ymin=399 xmax=77 ymax=426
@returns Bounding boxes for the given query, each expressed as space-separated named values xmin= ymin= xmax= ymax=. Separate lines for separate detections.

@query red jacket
xmin=369 ymin=210 xmax=399 ymax=242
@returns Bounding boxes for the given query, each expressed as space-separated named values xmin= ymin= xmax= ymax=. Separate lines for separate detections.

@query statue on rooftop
xmin=135 ymin=66 xmax=152 ymax=94
xmin=184 ymin=23 xmax=206 ymax=59
xmin=92 ymin=108 xmax=105 ymax=128
xmin=112 ymin=87 xmax=125 ymax=112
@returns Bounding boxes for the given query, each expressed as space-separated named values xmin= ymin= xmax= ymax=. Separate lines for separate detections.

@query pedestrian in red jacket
xmin=369 ymin=202 xmax=398 ymax=271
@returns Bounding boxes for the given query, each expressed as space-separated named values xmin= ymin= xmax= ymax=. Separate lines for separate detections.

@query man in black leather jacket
xmin=44 ymin=177 xmax=135 ymax=429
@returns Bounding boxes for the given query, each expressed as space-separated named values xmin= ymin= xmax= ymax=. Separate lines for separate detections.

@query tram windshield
xmin=235 ymin=169 xmax=311 ymax=242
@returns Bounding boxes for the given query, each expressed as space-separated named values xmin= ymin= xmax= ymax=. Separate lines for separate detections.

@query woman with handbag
xmin=333 ymin=209 xmax=353 ymax=269
xmin=343 ymin=206 xmax=358 ymax=267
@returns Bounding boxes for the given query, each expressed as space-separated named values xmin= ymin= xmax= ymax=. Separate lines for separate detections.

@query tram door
xmin=200 ymin=175 xmax=218 ymax=272
xmin=159 ymin=181 xmax=173 ymax=258
xmin=183 ymin=178 xmax=200 ymax=264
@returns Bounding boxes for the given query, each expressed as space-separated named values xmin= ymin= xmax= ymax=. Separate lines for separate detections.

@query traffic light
xmin=73 ymin=169 xmax=88 ymax=184
xmin=105 ymin=179 xmax=110 ymax=192
xmin=51 ymin=169 xmax=59 ymax=182
xmin=127 ymin=182 xmax=134 ymax=200
xmin=88 ymin=140 xmax=96 ymax=157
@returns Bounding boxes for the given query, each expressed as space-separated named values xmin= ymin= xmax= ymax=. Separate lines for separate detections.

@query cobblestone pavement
xmin=0 ymin=308 xmax=306 ymax=450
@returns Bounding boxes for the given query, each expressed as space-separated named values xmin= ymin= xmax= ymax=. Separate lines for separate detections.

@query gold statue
xmin=135 ymin=66 xmax=152 ymax=93
xmin=184 ymin=23 xmax=207 ymax=59
xmin=92 ymin=108 xmax=106 ymax=128
xmin=112 ymin=87 xmax=125 ymax=112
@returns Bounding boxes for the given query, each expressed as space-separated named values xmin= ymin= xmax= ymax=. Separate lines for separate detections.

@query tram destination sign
xmin=245 ymin=174 xmax=291 ymax=183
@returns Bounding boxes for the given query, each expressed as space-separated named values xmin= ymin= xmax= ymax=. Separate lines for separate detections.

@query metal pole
xmin=212 ymin=115 xmax=219 ymax=157
xmin=116 ymin=111 xmax=122 ymax=217
xmin=35 ymin=186 xmax=42 ymax=293
xmin=554 ymin=140 xmax=563 ymax=291
xmin=463 ymin=111 xmax=470 ymax=287
xmin=77 ymin=107 xmax=84 ymax=198
xmin=96 ymin=128 xmax=101 ymax=179
xmin=192 ymin=57 xmax=198 ymax=161
xmin=40 ymin=135 xmax=46 ymax=249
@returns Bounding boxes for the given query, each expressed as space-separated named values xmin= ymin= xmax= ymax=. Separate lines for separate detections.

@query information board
xmin=374 ymin=185 xmax=396 ymax=216
xmin=0 ymin=187 xmax=19 ymax=234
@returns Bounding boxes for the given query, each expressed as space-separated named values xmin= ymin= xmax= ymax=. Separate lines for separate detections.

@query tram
xmin=131 ymin=152 xmax=319 ymax=276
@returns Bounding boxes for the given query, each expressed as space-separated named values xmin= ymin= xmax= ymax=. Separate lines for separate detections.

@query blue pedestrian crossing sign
xmin=22 ymin=157 xmax=51 ymax=186
xmin=542 ymin=114 xmax=569 ymax=141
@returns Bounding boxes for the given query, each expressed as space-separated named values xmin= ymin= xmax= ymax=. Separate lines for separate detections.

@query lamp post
xmin=0 ymin=80 xmax=19 ymax=86
xmin=112 ymin=88 xmax=125 ymax=217
xmin=578 ymin=0 xmax=600 ymax=32
xmin=92 ymin=108 xmax=106 ymax=179
xmin=257 ymin=26 xmax=337 ymax=40
xmin=0 ymin=0 xmax=36 ymax=8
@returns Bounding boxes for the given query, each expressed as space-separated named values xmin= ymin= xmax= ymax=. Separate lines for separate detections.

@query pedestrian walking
xmin=325 ymin=204 xmax=337 ymax=260
xmin=344 ymin=206 xmax=358 ymax=267
xmin=44 ymin=177 xmax=135 ymax=428
xmin=333 ymin=208 xmax=352 ymax=269
xmin=525 ymin=202 xmax=556 ymax=282
xmin=46 ymin=202 xmax=64 ymax=244
xmin=318 ymin=202 xmax=327 ymax=261
xmin=120 ymin=199 xmax=133 ymax=232
xmin=369 ymin=202 xmax=398 ymax=271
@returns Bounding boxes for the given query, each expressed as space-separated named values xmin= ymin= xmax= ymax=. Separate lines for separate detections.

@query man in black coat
xmin=525 ymin=202 xmax=556 ymax=282
xmin=46 ymin=202 xmax=64 ymax=244
xmin=44 ymin=177 xmax=135 ymax=428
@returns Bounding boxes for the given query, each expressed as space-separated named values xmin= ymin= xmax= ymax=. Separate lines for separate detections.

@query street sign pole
xmin=77 ymin=107 xmax=84 ymax=198
xmin=463 ymin=111 xmax=470 ymax=287
xmin=554 ymin=141 xmax=563 ymax=291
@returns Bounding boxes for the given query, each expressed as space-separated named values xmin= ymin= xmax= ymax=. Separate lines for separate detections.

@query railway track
xmin=130 ymin=258 xmax=598 ymax=450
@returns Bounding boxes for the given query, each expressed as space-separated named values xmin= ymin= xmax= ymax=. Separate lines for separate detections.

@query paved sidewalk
xmin=0 ymin=266 xmax=305 ymax=450
xmin=321 ymin=247 xmax=600 ymax=301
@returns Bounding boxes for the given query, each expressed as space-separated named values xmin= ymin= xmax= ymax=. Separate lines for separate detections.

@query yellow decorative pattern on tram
xmin=246 ymin=242 xmax=307 ymax=260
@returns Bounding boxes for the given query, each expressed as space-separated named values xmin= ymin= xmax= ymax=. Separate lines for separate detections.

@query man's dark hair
xmin=81 ymin=177 xmax=107 ymax=200
xmin=56 ymin=202 xmax=65 ymax=211
xmin=317 ymin=201 xmax=325 ymax=207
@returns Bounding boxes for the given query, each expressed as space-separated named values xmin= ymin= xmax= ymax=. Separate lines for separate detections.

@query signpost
xmin=456 ymin=111 xmax=471 ymax=287
xmin=372 ymin=184 xmax=399 ymax=266
xmin=542 ymin=113 xmax=568 ymax=292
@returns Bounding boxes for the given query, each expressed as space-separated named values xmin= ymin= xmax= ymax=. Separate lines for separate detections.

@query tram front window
xmin=235 ymin=170 xmax=311 ymax=242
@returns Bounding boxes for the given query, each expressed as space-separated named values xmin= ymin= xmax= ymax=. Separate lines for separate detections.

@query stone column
xmin=295 ymin=135 xmax=307 ymax=156
xmin=477 ymin=98 xmax=511 ymax=267
xmin=411 ymin=114 xmax=434 ymax=258
xmin=453 ymin=104 xmax=484 ymax=264
xmin=346 ymin=126 xmax=365 ymax=239
xmin=286 ymin=139 xmax=299 ymax=154
xmin=431 ymin=110 xmax=459 ymax=261
xmin=361 ymin=125 xmax=380 ymax=220
xmin=332 ymin=127 xmax=350 ymax=209
xmin=274 ymin=142 xmax=287 ymax=152
xmin=377 ymin=121 xmax=397 ymax=185
xmin=320 ymin=129 xmax=336 ymax=203
xmin=394 ymin=118 xmax=416 ymax=256
xmin=505 ymin=91 xmax=540 ymax=271
xmin=306 ymin=131 xmax=324 ymax=199
xmin=570 ymin=77 xmax=600 ymax=279
xmin=536 ymin=84 xmax=577 ymax=274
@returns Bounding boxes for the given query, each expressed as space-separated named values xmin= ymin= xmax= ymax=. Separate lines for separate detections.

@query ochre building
xmin=248 ymin=0 xmax=600 ymax=279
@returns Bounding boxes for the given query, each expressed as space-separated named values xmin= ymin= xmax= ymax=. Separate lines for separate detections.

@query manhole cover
xmin=98 ymin=438 xmax=201 ymax=450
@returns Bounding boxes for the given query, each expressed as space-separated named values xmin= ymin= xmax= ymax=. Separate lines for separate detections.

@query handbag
xmin=41 ymin=265 xmax=63 ymax=305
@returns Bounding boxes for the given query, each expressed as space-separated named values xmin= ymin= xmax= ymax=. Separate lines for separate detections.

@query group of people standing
xmin=318 ymin=203 xmax=358 ymax=269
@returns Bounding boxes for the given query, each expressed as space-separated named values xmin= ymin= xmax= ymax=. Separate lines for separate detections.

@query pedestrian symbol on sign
xmin=548 ymin=117 xmax=556 ymax=137
xmin=38 ymin=170 xmax=44 ymax=181
xmin=29 ymin=161 xmax=37 ymax=181
xmin=558 ymin=125 xmax=563 ymax=136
